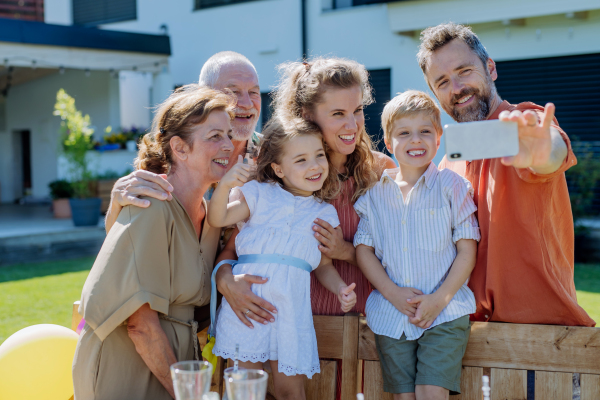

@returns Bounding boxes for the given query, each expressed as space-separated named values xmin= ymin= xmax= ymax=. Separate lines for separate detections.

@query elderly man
xmin=104 ymin=50 xmax=279 ymax=326
xmin=417 ymin=23 xmax=594 ymax=327
xmin=105 ymin=51 xmax=261 ymax=229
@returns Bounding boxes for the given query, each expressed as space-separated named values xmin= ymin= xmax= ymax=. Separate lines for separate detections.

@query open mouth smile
xmin=407 ymin=149 xmax=426 ymax=157
xmin=213 ymin=158 xmax=229 ymax=168
xmin=455 ymin=94 xmax=474 ymax=107
xmin=339 ymin=133 xmax=356 ymax=144
xmin=306 ymin=173 xmax=322 ymax=181
xmin=235 ymin=114 xmax=254 ymax=121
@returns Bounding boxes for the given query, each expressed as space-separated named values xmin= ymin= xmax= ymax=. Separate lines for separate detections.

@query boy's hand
xmin=337 ymin=283 xmax=357 ymax=313
xmin=387 ymin=287 xmax=423 ymax=318
xmin=220 ymin=155 xmax=255 ymax=190
xmin=407 ymin=293 xmax=446 ymax=329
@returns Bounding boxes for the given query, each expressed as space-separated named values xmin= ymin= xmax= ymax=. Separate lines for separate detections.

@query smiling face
xmin=386 ymin=113 xmax=440 ymax=173
xmin=271 ymin=134 xmax=330 ymax=196
xmin=213 ymin=63 xmax=261 ymax=142
xmin=425 ymin=39 xmax=498 ymax=122
xmin=308 ymin=86 xmax=365 ymax=156
xmin=183 ymin=110 xmax=234 ymax=183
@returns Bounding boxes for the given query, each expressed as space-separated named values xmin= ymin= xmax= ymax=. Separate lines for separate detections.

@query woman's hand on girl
xmin=313 ymin=219 xmax=357 ymax=266
xmin=337 ymin=282 xmax=357 ymax=313
xmin=220 ymin=155 xmax=255 ymax=190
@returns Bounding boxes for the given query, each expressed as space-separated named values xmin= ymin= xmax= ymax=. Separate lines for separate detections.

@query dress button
xmin=402 ymin=220 xmax=406 ymax=225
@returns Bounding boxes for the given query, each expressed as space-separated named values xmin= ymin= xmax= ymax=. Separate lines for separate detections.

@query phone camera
xmin=450 ymin=153 xmax=461 ymax=159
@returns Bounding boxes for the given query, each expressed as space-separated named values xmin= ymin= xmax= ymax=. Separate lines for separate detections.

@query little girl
xmin=207 ymin=117 xmax=357 ymax=398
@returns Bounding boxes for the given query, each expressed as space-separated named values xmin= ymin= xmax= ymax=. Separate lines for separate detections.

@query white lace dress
xmin=212 ymin=180 xmax=340 ymax=378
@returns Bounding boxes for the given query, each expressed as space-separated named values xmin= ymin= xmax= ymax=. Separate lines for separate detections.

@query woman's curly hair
xmin=271 ymin=57 xmax=379 ymax=202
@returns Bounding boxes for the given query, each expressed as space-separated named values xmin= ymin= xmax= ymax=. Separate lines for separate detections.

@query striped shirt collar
xmin=380 ymin=162 xmax=439 ymax=190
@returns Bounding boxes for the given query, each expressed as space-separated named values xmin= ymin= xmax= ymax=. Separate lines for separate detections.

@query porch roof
xmin=0 ymin=18 xmax=170 ymax=55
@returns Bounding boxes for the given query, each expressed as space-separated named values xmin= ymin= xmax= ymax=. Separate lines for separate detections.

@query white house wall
xmin=1 ymin=70 xmax=118 ymax=202
xmin=100 ymin=0 xmax=303 ymax=97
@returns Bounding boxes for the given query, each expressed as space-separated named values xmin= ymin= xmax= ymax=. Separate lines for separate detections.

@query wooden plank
xmin=535 ymin=371 xmax=572 ymax=399
xmin=491 ymin=368 xmax=526 ymax=400
xmin=210 ymin=356 xmax=226 ymax=396
xmin=314 ymin=315 xmax=345 ymax=359
xmin=461 ymin=322 xmax=600 ymax=374
xmin=305 ymin=360 xmax=337 ymax=400
xmin=358 ymin=317 xmax=378 ymax=361
xmin=340 ymin=314 xmax=359 ymax=400
xmin=71 ymin=301 xmax=82 ymax=331
xmin=580 ymin=374 xmax=600 ymax=400
xmin=363 ymin=360 xmax=392 ymax=400
xmin=359 ymin=319 xmax=600 ymax=374
xmin=450 ymin=367 xmax=483 ymax=400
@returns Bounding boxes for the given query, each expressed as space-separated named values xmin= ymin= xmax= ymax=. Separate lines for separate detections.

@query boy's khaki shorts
xmin=374 ymin=315 xmax=470 ymax=394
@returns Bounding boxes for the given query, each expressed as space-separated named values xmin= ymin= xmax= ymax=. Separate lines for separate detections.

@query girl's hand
xmin=220 ymin=155 xmax=255 ymax=190
xmin=337 ymin=283 xmax=357 ymax=313
xmin=407 ymin=293 xmax=446 ymax=329
xmin=313 ymin=219 xmax=356 ymax=265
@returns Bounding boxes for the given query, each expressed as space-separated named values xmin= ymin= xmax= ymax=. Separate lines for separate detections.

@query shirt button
xmin=430 ymin=210 xmax=435 ymax=215
xmin=403 ymin=247 xmax=407 ymax=252
xmin=402 ymin=220 xmax=406 ymax=225
xmin=405 ymin=279 xmax=410 ymax=284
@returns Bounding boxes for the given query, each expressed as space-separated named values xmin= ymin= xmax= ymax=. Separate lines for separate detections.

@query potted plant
xmin=53 ymin=89 xmax=102 ymax=227
xmin=566 ymin=142 xmax=600 ymax=262
xmin=48 ymin=179 xmax=74 ymax=218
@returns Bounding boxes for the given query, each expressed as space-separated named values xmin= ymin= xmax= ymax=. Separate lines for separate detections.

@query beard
xmin=447 ymin=74 xmax=497 ymax=122
xmin=230 ymin=108 xmax=259 ymax=142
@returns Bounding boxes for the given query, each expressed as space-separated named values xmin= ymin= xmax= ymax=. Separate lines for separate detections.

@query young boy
xmin=353 ymin=90 xmax=480 ymax=400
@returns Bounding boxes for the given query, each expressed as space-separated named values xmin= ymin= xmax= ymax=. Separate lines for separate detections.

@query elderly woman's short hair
xmin=417 ymin=23 xmax=489 ymax=74
xmin=198 ymin=51 xmax=258 ymax=87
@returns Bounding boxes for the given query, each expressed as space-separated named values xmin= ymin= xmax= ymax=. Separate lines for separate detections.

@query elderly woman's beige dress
xmin=73 ymin=195 xmax=219 ymax=400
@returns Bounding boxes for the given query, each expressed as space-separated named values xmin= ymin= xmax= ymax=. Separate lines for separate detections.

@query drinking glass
xmin=224 ymin=367 xmax=268 ymax=400
xmin=170 ymin=360 xmax=213 ymax=400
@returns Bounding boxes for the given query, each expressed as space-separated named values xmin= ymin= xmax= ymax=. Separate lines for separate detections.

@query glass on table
xmin=170 ymin=360 xmax=213 ymax=400
xmin=224 ymin=367 xmax=268 ymax=400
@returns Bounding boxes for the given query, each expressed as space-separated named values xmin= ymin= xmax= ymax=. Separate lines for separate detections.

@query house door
xmin=12 ymin=130 xmax=31 ymax=201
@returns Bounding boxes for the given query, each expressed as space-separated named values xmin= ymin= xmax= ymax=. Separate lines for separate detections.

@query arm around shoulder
xmin=372 ymin=151 xmax=397 ymax=178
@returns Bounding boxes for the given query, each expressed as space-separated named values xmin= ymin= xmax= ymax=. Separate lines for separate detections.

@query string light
xmin=31 ymin=60 xmax=37 ymax=70
xmin=59 ymin=66 xmax=65 ymax=74
xmin=85 ymin=68 xmax=91 ymax=77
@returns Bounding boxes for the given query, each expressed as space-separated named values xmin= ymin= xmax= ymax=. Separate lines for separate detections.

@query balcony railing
xmin=0 ymin=0 xmax=43 ymax=22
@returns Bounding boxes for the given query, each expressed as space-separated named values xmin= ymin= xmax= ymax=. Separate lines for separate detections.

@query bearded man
xmin=417 ymin=23 xmax=594 ymax=327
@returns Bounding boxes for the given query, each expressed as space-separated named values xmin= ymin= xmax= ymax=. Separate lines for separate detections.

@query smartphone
xmin=444 ymin=120 xmax=519 ymax=161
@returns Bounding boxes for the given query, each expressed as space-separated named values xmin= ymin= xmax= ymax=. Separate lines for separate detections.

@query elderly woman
xmin=72 ymin=85 xmax=235 ymax=400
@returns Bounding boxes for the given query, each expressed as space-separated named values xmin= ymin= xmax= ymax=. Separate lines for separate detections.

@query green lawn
xmin=0 ymin=259 xmax=599 ymax=345
xmin=0 ymin=257 xmax=94 ymax=344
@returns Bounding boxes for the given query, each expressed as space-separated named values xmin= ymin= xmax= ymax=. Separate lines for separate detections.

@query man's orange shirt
xmin=439 ymin=101 xmax=595 ymax=327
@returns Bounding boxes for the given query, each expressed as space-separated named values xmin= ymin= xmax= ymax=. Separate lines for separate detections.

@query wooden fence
xmin=72 ymin=303 xmax=600 ymax=399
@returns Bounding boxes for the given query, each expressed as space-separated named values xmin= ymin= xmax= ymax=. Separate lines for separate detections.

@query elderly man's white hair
xmin=198 ymin=51 xmax=258 ymax=87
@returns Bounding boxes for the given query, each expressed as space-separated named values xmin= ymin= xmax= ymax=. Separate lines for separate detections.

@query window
xmin=258 ymin=92 xmax=273 ymax=132
xmin=327 ymin=0 xmax=412 ymax=11
xmin=73 ymin=0 xmax=136 ymax=27
xmin=364 ymin=68 xmax=391 ymax=153
xmin=194 ymin=0 xmax=261 ymax=11
xmin=0 ymin=0 xmax=44 ymax=21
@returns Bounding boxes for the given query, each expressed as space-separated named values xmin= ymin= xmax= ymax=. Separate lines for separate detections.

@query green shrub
xmin=48 ymin=180 xmax=74 ymax=199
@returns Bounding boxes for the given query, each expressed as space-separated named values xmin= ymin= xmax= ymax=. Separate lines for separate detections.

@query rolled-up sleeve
xmin=353 ymin=195 xmax=374 ymax=248
xmin=447 ymin=174 xmax=481 ymax=243
xmin=80 ymin=198 xmax=172 ymax=341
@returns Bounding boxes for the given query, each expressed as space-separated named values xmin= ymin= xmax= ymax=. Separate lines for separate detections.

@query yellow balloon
xmin=0 ymin=324 xmax=79 ymax=400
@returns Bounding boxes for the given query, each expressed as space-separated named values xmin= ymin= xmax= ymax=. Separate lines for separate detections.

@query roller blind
xmin=73 ymin=0 xmax=136 ymax=27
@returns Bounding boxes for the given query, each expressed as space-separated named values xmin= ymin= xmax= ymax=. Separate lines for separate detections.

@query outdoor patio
xmin=0 ymin=203 xmax=105 ymax=266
